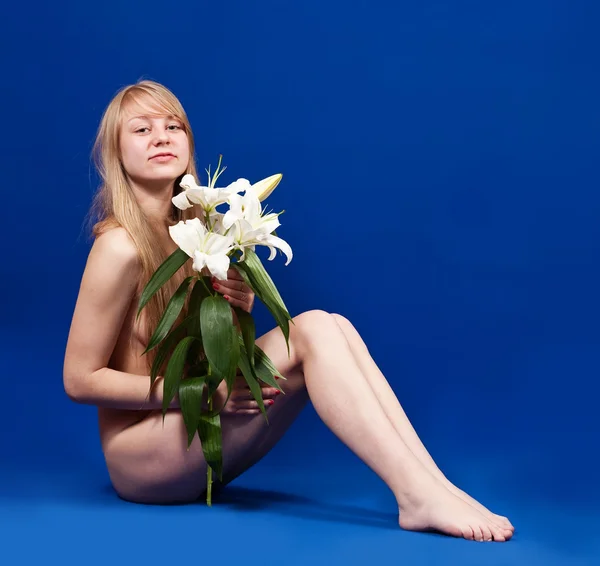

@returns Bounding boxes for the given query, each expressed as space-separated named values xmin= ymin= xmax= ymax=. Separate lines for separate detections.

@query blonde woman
xmin=63 ymin=79 xmax=514 ymax=542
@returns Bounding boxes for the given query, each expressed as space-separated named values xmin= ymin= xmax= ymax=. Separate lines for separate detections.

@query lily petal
xmin=172 ymin=191 xmax=193 ymax=210
xmin=192 ymin=250 xmax=208 ymax=273
xmin=209 ymin=212 xmax=227 ymax=235
xmin=204 ymin=232 xmax=234 ymax=255
xmin=225 ymin=178 xmax=252 ymax=195
xmin=243 ymin=190 xmax=262 ymax=222
xmin=253 ymin=212 xmax=281 ymax=235
xmin=184 ymin=187 xmax=209 ymax=207
xmin=188 ymin=217 xmax=208 ymax=239
xmin=258 ymin=233 xmax=293 ymax=265
xmin=205 ymin=252 xmax=231 ymax=281
xmin=168 ymin=220 xmax=201 ymax=257
xmin=232 ymin=219 xmax=256 ymax=244
xmin=180 ymin=174 xmax=201 ymax=191
xmin=222 ymin=210 xmax=236 ymax=231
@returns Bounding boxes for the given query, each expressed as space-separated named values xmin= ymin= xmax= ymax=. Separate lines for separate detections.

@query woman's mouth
xmin=150 ymin=153 xmax=176 ymax=162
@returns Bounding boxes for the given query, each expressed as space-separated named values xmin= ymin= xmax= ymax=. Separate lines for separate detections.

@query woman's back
xmin=64 ymin=225 xmax=205 ymax=502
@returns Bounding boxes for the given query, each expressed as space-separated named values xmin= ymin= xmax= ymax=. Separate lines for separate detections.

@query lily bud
xmin=251 ymin=173 xmax=282 ymax=201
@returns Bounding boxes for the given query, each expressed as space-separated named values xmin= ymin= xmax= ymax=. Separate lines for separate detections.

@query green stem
xmin=197 ymin=274 xmax=215 ymax=297
xmin=206 ymin=364 xmax=213 ymax=506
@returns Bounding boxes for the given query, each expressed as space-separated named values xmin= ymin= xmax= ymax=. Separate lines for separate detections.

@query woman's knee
xmin=330 ymin=312 xmax=352 ymax=329
xmin=304 ymin=310 xmax=354 ymax=338
xmin=293 ymin=309 xmax=339 ymax=338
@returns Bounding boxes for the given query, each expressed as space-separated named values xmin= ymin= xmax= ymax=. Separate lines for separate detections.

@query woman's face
xmin=119 ymin=103 xmax=190 ymax=188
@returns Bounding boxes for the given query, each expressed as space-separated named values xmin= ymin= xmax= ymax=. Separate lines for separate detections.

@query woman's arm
xmin=63 ymin=227 xmax=178 ymax=410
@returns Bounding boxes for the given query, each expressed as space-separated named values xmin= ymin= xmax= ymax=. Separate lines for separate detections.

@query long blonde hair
xmin=88 ymin=79 xmax=200 ymax=371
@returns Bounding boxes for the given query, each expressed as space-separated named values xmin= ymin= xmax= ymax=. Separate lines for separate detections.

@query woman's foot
xmin=447 ymin=483 xmax=514 ymax=532
xmin=416 ymin=459 xmax=514 ymax=531
xmin=397 ymin=477 xmax=513 ymax=542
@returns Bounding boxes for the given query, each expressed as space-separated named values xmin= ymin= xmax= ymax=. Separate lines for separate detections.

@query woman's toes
xmin=474 ymin=525 xmax=485 ymax=542
xmin=481 ymin=524 xmax=493 ymax=542
xmin=490 ymin=524 xmax=506 ymax=542
xmin=499 ymin=515 xmax=514 ymax=530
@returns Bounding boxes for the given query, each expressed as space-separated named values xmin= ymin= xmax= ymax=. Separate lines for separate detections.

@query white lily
xmin=172 ymin=155 xmax=251 ymax=214
xmin=249 ymin=173 xmax=282 ymax=202
xmin=255 ymin=231 xmax=293 ymax=265
xmin=168 ymin=217 xmax=235 ymax=281
xmin=223 ymin=190 xmax=281 ymax=235
xmin=225 ymin=192 xmax=293 ymax=265
xmin=172 ymin=174 xmax=248 ymax=213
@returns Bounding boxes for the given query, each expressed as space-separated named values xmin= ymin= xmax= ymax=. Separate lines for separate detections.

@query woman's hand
xmin=218 ymin=372 xmax=281 ymax=416
xmin=211 ymin=268 xmax=255 ymax=313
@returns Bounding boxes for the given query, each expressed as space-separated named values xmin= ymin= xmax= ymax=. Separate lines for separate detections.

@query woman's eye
xmin=135 ymin=127 xmax=149 ymax=133
xmin=168 ymin=124 xmax=181 ymax=130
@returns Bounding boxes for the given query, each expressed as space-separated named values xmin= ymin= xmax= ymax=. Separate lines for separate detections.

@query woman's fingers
xmin=225 ymin=399 xmax=275 ymax=416
xmin=233 ymin=399 xmax=275 ymax=410
xmin=211 ymin=275 xmax=255 ymax=312
xmin=225 ymin=384 xmax=281 ymax=414
xmin=212 ymin=276 xmax=245 ymax=295
xmin=232 ymin=387 xmax=281 ymax=401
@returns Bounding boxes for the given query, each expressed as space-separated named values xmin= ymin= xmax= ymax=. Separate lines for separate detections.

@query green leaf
xmin=150 ymin=315 xmax=194 ymax=388
xmin=237 ymin=335 xmax=283 ymax=392
xmin=198 ymin=411 xmax=223 ymax=481
xmin=162 ymin=336 xmax=198 ymax=417
xmin=188 ymin=276 xmax=213 ymax=335
xmin=230 ymin=260 xmax=253 ymax=290
xmin=186 ymin=278 xmax=212 ymax=364
xmin=242 ymin=249 xmax=291 ymax=319
xmin=200 ymin=295 xmax=239 ymax=384
xmin=226 ymin=324 xmax=241 ymax=395
xmin=178 ymin=376 xmax=206 ymax=447
xmin=188 ymin=359 xmax=209 ymax=377
xmin=233 ymin=306 xmax=256 ymax=368
xmin=143 ymin=276 xmax=194 ymax=354
xmin=254 ymin=342 xmax=286 ymax=388
xmin=238 ymin=345 xmax=268 ymax=420
xmin=235 ymin=252 xmax=293 ymax=355
xmin=137 ymin=248 xmax=190 ymax=318
xmin=205 ymin=372 xmax=223 ymax=402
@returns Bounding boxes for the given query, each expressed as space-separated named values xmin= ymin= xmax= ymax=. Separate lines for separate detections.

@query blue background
xmin=1 ymin=1 xmax=599 ymax=564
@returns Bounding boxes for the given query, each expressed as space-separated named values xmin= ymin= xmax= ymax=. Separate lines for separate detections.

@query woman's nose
xmin=153 ymin=130 xmax=170 ymax=144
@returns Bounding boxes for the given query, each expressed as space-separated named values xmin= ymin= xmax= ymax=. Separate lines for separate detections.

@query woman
xmin=63 ymin=79 xmax=514 ymax=542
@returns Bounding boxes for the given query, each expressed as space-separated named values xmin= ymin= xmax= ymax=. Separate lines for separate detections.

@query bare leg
xmin=227 ymin=310 xmax=511 ymax=541
xmin=330 ymin=313 xmax=514 ymax=532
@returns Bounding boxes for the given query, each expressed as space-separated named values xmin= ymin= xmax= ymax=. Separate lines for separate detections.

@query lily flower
xmin=223 ymin=190 xmax=293 ymax=265
xmin=250 ymin=173 xmax=282 ymax=202
xmin=222 ymin=190 xmax=280 ymax=235
xmin=168 ymin=217 xmax=235 ymax=281
xmin=172 ymin=154 xmax=249 ymax=213
xmin=172 ymin=174 xmax=248 ymax=213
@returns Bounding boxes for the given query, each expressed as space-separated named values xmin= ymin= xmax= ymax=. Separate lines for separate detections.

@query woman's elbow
xmin=63 ymin=366 xmax=96 ymax=404
xmin=63 ymin=373 xmax=84 ymax=403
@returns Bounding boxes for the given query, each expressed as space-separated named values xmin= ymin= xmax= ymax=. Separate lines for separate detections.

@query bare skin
xmin=329 ymin=314 xmax=514 ymax=533
xmin=64 ymin=228 xmax=513 ymax=542
xmin=64 ymin=99 xmax=513 ymax=541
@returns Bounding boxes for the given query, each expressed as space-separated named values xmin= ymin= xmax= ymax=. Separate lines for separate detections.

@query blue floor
xmin=2 ymin=402 xmax=599 ymax=565
xmin=3 ymin=330 xmax=599 ymax=565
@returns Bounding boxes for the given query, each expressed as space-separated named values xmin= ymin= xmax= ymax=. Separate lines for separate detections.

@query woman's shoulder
xmin=88 ymin=226 xmax=141 ymax=277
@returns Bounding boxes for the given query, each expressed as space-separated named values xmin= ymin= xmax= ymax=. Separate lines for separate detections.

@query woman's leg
xmin=221 ymin=310 xmax=511 ymax=541
xmin=330 ymin=313 xmax=514 ymax=531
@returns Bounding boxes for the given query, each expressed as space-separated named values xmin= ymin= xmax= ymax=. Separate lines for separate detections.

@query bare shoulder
xmin=86 ymin=227 xmax=141 ymax=288
xmin=91 ymin=226 xmax=139 ymax=266
xmin=64 ymin=226 xmax=142 ymax=386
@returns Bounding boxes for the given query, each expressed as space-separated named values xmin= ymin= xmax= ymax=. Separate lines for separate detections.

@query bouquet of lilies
xmin=137 ymin=156 xmax=293 ymax=505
